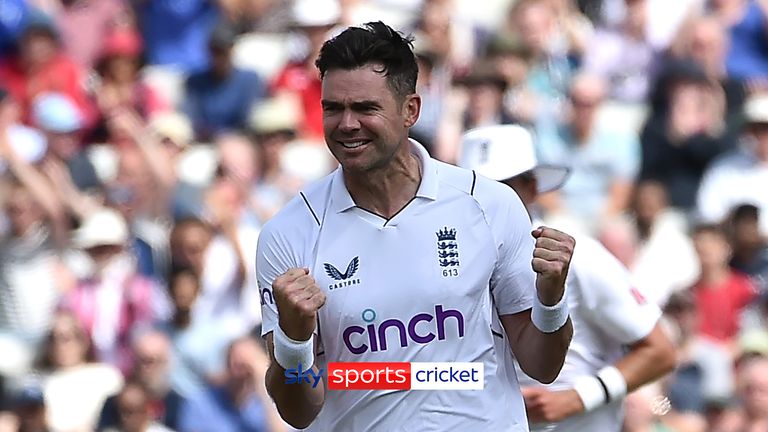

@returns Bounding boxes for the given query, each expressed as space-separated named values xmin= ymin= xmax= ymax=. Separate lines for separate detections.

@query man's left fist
xmin=531 ymin=227 xmax=575 ymax=305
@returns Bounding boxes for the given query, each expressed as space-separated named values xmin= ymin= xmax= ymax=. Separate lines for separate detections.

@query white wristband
xmin=273 ymin=325 xmax=314 ymax=371
xmin=573 ymin=366 xmax=628 ymax=412
xmin=597 ymin=365 xmax=627 ymax=402
xmin=531 ymin=292 xmax=569 ymax=333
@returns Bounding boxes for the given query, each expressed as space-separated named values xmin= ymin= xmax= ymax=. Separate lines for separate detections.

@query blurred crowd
xmin=0 ymin=0 xmax=767 ymax=431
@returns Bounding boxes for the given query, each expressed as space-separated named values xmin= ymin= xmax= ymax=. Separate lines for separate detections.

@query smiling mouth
xmin=339 ymin=140 xmax=371 ymax=149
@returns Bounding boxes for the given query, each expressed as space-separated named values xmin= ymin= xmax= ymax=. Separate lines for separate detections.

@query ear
xmin=403 ymin=93 xmax=421 ymax=129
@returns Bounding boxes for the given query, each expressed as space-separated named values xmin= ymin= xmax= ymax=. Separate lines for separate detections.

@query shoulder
xmin=257 ymin=172 xmax=334 ymax=250
xmin=709 ymin=149 xmax=755 ymax=172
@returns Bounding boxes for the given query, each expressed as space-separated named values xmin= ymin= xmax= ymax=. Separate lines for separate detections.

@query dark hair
xmin=315 ymin=21 xmax=419 ymax=101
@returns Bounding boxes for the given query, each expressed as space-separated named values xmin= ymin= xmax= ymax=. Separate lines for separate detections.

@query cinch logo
xmin=324 ymin=256 xmax=361 ymax=290
xmin=342 ymin=305 xmax=465 ymax=355
xmin=285 ymin=362 xmax=484 ymax=390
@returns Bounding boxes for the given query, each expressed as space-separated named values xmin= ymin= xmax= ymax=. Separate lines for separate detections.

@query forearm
xmin=613 ymin=324 xmax=676 ymax=392
xmin=265 ymin=361 xmax=325 ymax=428
xmin=519 ymin=317 xmax=573 ymax=383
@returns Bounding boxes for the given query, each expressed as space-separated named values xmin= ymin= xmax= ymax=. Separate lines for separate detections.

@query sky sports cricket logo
xmin=285 ymin=362 xmax=484 ymax=390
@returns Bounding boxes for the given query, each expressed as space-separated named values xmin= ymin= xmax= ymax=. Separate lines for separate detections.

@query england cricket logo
xmin=436 ymin=227 xmax=460 ymax=269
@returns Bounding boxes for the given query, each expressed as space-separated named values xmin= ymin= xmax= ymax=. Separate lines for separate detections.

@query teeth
xmin=341 ymin=141 xmax=367 ymax=149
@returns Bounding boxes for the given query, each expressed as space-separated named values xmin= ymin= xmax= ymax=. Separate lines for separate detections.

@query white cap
xmin=292 ymin=0 xmax=341 ymax=28
xmin=459 ymin=125 xmax=570 ymax=193
xmin=745 ymin=93 xmax=768 ymax=125
xmin=72 ymin=208 xmax=129 ymax=249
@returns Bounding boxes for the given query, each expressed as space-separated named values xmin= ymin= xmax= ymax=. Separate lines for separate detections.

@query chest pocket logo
xmin=324 ymin=257 xmax=361 ymax=290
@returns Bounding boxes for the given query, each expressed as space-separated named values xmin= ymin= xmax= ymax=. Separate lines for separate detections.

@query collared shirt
xmin=257 ymin=140 xmax=536 ymax=431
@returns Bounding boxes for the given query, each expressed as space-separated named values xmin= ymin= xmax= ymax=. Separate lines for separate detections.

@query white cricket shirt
xmin=516 ymin=229 xmax=662 ymax=432
xmin=257 ymin=141 xmax=537 ymax=431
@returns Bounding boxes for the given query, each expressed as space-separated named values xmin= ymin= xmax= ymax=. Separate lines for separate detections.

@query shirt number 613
xmin=442 ymin=268 xmax=459 ymax=278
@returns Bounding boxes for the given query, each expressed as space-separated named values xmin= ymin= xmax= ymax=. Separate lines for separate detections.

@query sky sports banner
xmin=285 ymin=362 xmax=484 ymax=390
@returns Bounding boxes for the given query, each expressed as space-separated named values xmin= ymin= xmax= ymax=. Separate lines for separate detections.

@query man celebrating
xmin=460 ymin=124 xmax=676 ymax=431
xmin=256 ymin=22 xmax=575 ymax=431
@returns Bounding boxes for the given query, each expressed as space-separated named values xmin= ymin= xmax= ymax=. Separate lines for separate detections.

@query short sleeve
xmin=574 ymin=237 xmax=661 ymax=344
xmin=255 ymin=225 xmax=298 ymax=338
xmin=475 ymin=179 xmax=537 ymax=316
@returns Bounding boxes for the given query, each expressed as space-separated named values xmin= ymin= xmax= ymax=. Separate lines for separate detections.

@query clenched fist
xmin=273 ymin=268 xmax=326 ymax=341
xmin=531 ymin=227 xmax=575 ymax=305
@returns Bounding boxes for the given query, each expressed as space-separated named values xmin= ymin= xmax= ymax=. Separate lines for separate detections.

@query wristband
xmin=531 ymin=292 xmax=569 ymax=333
xmin=596 ymin=365 xmax=627 ymax=402
xmin=573 ymin=366 xmax=628 ymax=412
xmin=273 ymin=325 xmax=314 ymax=371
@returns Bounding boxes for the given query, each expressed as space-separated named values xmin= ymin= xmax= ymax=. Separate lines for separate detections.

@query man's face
xmin=751 ymin=123 xmax=768 ymax=162
xmin=133 ymin=335 xmax=170 ymax=389
xmin=321 ymin=64 xmax=420 ymax=174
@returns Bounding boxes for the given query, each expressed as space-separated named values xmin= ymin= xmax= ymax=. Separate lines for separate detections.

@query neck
xmin=344 ymin=144 xmax=422 ymax=219
xmin=572 ymin=124 xmax=592 ymax=144
xmin=173 ymin=310 xmax=192 ymax=329
xmin=701 ymin=265 xmax=730 ymax=285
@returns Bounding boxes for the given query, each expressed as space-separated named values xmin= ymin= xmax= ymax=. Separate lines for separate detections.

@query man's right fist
xmin=273 ymin=268 xmax=326 ymax=341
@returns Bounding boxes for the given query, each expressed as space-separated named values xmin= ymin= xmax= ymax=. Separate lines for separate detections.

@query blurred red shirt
xmin=271 ymin=61 xmax=323 ymax=140
xmin=694 ymin=271 xmax=757 ymax=343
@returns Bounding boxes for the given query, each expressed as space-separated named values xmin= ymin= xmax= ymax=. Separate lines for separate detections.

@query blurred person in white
xmin=177 ymin=336 xmax=285 ymax=432
xmin=598 ymin=180 xmax=699 ymax=307
xmin=270 ymin=0 xmax=341 ymax=143
xmin=59 ymin=208 xmax=169 ymax=375
xmin=36 ymin=311 xmax=123 ymax=432
xmin=535 ymin=73 xmax=641 ymax=233
xmin=169 ymin=217 xmax=250 ymax=338
xmin=459 ymin=124 xmax=675 ymax=432
xmin=725 ymin=354 xmax=768 ymax=432
xmin=0 ymin=98 xmax=71 ymax=373
xmin=102 ymin=381 xmax=173 ymax=432
xmin=582 ymin=0 xmax=660 ymax=104
xmin=697 ymin=93 xmax=768 ymax=237
xmin=98 ymin=329 xmax=186 ymax=431
xmin=409 ymin=0 xmax=477 ymax=75
xmin=599 ymin=0 xmax=705 ymax=51
xmin=156 ymin=266 xmax=237 ymax=399
xmin=661 ymin=290 xmax=735 ymax=416
xmin=247 ymin=97 xmax=313 ymax=222
xmin=622 ymin=383 xmax=707 ymax=432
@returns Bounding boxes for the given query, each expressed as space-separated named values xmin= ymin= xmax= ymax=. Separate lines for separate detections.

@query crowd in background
xmin=0 ymin=0 xmax=767 ymax=431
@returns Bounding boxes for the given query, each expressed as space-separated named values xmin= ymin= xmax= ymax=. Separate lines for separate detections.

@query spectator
xmin=0 ymin=117 xmax=68 ymax=352
xmin=93 ymin=26 xmax=168 ymax=143
xmin=485 ymin=37 xmax=539 ymax=126
xmin=183 ymin=22 xmax=267 ymax=141
xmin=53 ymin=0 xmax=131 ymax=70
xmin=663 ymin=290 xmax=735 ymax=413
xmin=7 ymin=377 xmax=49 ymax=432
xmin=37 ymin=311 xmax=123 ymax=432
xmin=0 ymin=0 xmax=29 ymax=58
xmin=690 ymin=223 xmax=757 ymax=347
xmin=169 ymin=218 xmax=248 ymax=336
xmin=536 ymin=73 xmax=641 ymax=231
xmin=102 ymin=381 xmax=174 ymax=432
xmin=133 ymin=0 xmax=222 ymax=74
xmin=271 ymin=0 xmax=341 ymax=142
xmin=640 ymin=60 xmax=731 ymax=210
xmin=32 ymin=92 xmax=101 ymax=193
xmin=454 ymin=61 xmax=517 ymax=132
xmin=727 ymin=204 xmax=768 ymax=292
xmin=159 ymin=265 xmax=236 ymax=398
xmin=177 ymin=337 xmax=284 ymax=432
xmin=708 ymin=0 xmax=768 ymax=81
xmin=247 ymin=97 xmax=306 ymax=223
xmin=60 ymin=208 xmax=164 ymax=374
xmin=98 ymin=329 xmax=185 ymax=431
xmin=729 ymin=354 xmax=768 ymax=431
xmin=697 ymin=93 xmax=768 ymax=236
xmin=0 ymin=10 xmax=94 ymax=127
xmin=583 ymin=0 xmax=660 ymax=103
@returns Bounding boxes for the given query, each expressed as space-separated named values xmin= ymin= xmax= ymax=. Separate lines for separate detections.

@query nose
xmin=338 ymin=109 xmax=361 ymax=133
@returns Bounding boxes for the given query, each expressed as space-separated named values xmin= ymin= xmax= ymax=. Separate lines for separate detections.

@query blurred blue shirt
xmin=177 ymin=385 xmax=269 ymax=432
